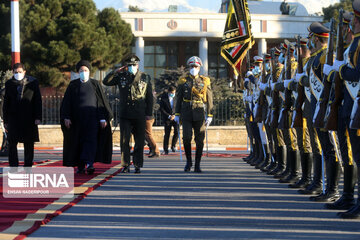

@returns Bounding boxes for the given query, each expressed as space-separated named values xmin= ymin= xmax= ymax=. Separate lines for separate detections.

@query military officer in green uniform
xmin=174 ymin=56 xmax=213 ymax=173
xmin=103 ymin=55 xmax=153 ymax=174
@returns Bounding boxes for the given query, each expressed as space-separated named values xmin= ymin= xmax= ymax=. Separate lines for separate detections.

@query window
xmin=208 ymin=41 xmax=228 ymax=79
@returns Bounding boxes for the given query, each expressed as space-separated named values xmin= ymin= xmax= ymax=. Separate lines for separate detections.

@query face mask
xmin=128 ymin=65 xmax=138 ymax=75
xmin=278 ymin=53 xmax=285 ymax=64
xmin=79 ymin=71 xmax=90 ymax=82
xmin=169 ymin=93 xmax=175 ymax=98
xmin=190 ymin=67 xmax=199 ymax=76
xmin=265 ymin=63 xmax=270 ymax=72
xmin=252 ymin=66 xmax=260 ymax=75
xmin=14 ymin=73 xmax=24 ymax=81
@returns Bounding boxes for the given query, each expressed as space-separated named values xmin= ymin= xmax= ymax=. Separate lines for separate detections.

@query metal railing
xmin=41 ymin=95 xmax=244 ymax=126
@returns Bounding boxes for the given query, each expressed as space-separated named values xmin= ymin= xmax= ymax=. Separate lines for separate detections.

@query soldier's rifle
xmin=326 ymin=10 xmax=344 ymax=131
xmin=269 ymin=50 xmax=281 ymax=128
xmin=253 ymin=54 xmax=267 ymax=122
xmin=292 ymin=35 xmax=305 ymax=128
xmin=313 ymin=18 xmax=335 ymax=128
xmin=265 ymin=49 xmax=275 ymax=126
xmin=278 ymin=42 xmax=292 ymax=129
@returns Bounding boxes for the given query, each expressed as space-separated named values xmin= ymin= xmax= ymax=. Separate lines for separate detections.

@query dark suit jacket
xmin=159 ymin=92 xmax=176 ymax=123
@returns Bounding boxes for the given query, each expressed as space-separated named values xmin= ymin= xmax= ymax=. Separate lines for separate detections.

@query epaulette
xmin=178 ymin=77 xmax=187 ymax=85
xmin=199 ymin=75 xmax=211 ymax=85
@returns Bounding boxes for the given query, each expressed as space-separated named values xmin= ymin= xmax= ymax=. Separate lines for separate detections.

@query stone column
xmin=258 ymin=38 xmax=267 ymax=55
xmin=199 ymin=37 xmax=208 ymax=75
xmin=135 ymin=37 xmax=145 ymax=71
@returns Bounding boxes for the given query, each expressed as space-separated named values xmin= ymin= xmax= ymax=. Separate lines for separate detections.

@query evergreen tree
xmin=0 ymin=0 xmax=133 ymax=88
xmin=323 ymin=0 xmax=353 ymax=25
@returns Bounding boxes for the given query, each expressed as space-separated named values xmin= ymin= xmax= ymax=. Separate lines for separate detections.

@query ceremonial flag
xmin=221 ymin=0 xmax=254 ymax=75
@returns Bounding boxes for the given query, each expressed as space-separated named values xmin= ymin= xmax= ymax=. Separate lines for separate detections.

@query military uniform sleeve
xmin=339 ymin=45 xmax=360 ymax=82
xmin=206 ymin=79 xmax=213 ymax=117
xmin=103 ymin=70 xmax=120 ymax=86
xmin=274 ymin=82 xmax=285 ymax=92
xmin=299 ymin=75 xmax=309 ymax=87
xmin=175 ymin=78 xmax=185 ymax=116
xmin=289 ymin=81 xmax=298 ymax=92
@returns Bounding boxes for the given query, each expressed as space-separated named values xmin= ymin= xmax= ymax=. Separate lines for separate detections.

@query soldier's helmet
xmin=187 ymin=56 xmax=203 ymax=67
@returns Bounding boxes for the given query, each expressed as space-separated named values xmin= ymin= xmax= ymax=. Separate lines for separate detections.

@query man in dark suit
xmin=159 ymin=86 xmax=178 ymax=155
xmin=3 ymin=63 xmax=42 ymax=168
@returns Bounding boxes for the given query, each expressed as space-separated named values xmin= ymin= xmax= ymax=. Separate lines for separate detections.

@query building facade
xmin=118 ymin=1 xmax=322 ymax=80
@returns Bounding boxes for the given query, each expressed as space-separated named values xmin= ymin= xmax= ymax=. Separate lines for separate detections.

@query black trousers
xmin=182 ymin=119 xmax=205 ymax=161
xmin=163 ymin=120 xmax=178 ymax=151
xmin=78 ymin=121 xmax=99 ymax=169
xmin=120 ymin=117 xmax=146 ymax=168
xmin=8 ymin=140 xmax=34 ymax=167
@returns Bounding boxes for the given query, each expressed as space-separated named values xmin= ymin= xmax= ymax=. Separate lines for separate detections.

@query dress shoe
xmin=76 ymin=168 xmax=85 ymax=174
xmin=134 ymin=167 xmax=141 ymax=174
xmin=184 ymin=164 xmax=191 ymax=172
xmin=338 ymin=203 xmax=360 ymax=219
xmin=121 ymin=166 xmax=130 ymax=173
xmin=194 ymin=167 xmax=202 ymax=173
xmin=86 ymin=166 xmax=95 ymax=175
xmin=309 ymin=191 xmax=339 ymax=202
xmin=163 ymin=150 xmax=169 ymax=155
xmin=325 ymin=196 xmax=355 ymax=210
xmin=148 ymin=152 xmax=160 ymax=158
xmin=171 ymin=146 xmax=176 ymax=152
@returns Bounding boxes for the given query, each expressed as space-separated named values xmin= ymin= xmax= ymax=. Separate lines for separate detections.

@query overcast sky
xmin=93 ymin=0 xmax=340 ymax=15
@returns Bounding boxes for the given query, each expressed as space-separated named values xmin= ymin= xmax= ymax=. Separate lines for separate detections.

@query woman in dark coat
xmin=61 ymin=60 xmax=113 ymax=174
xmin=3 ymin=63 xmax=42 ymax=167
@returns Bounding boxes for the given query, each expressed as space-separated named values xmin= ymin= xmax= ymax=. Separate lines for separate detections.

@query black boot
xmin=184 ymin=143 xmax=192 ymax=172
xmin=280 ymin=150 xmax=300 ymax=184
xmin=298 ymin=153 xmax=323 ymax=195
xmin=310 ymin=159 xmax=341 ymax=202
xmin=259 ymin=145 xmax=272 ymax=172
xmin=274 ymin=147 xmax=291 ymax=179
xmin=326 ymin=164 xmax=357 ymax=210
xmin=269 ymin=146 xmax=286 ymax=176
xmin=243 ymin=139 xmax=254 ymax=161
xmin=264 ymin=151 xmax=277 ymax=172
xmin=339 ymin=172 xmax=360 ymax=219
xmin=194 ymin=147 xmax=203 ymax=173
xmin=250 ymin=141 xmax=264 ymax=166
xmin=247 ymin=140 xmax=259 ymax=164
xmin=289 ymin=152 xmax=312 ymax=188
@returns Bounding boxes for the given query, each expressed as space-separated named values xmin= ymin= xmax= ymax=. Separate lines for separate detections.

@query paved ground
xmin=3 ymin=151 xmax=360 ymax=239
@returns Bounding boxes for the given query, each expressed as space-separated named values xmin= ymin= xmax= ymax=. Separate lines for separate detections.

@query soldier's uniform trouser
xmin=245 ymin=117 xmax=254 ymax=149
xmin=182 ymin=119 xmax=206 ymax=162
xmin=120 ymin=118 xmax=146 ymax=168
xmin=297 ymin=118 xmax=312 ymax=154
xmin=348 ymin=129 xmax=360 ymax=201
xmin=265 ymin=123 xmax=276 ymax=155
xmin=282 ymin=128 xmax=298 ymax=151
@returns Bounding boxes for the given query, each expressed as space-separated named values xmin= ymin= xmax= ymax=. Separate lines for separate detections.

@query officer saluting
xmin=103 ymin=55 xmax=153 ymax=174
xmin=174 ymin=56 xmax=213 ymax=173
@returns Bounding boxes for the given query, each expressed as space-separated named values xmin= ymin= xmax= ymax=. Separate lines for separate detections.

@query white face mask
xmin=79 ymin=71 xmax=90 ymax=82
xmin=128 ymin=65 xmax=138 ymax=75
xmin=14 ymin=73 xmax=24 ymax=81
xmin=190 ymin=68 xmax=199 ymax=76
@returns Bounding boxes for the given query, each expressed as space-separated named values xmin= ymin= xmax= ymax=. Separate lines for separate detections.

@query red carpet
xmin=0 ymin=160 xmax=123 ymax=240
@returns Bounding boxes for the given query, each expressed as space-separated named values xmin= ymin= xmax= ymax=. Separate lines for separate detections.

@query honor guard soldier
xmin=299 ymin=22 xmax=341 ymax=202
xmin=174 ymin=56 xmax=213 ymax=173
xmin=103 ymin=55 xmax=153 ymax=174
xmin=332 ymin=0 xmax=360 ymax=219
xmin=322 ymin=11 xmax=358 ymax=213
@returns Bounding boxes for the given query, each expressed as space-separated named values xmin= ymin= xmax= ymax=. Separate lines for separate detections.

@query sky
xmin=93 ymin=0 xmax=340 ymax=15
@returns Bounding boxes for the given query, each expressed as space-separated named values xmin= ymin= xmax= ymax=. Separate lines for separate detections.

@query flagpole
xmin=11 ymin=0 xmax=21 ymax=66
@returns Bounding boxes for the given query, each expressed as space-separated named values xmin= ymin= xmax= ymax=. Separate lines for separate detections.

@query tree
xmin=0 ymin=0 xmax=133 ymax=88
xmin=323 ymin=0 xmax=353 ymax=25
xmin=128 ymin=5 xmax=144 ymax=12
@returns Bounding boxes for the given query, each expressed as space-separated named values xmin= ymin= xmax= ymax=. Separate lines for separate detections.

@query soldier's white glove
xmin=270 ymin=82 xmax=276 ymax=90
xmin=283 ymin=79 xmax=292 ymax=89
xmin=259 ymin=82 xmax=267 ymax=91
xmin=332 ymin=59 xmax=346 ymax=72
xmin=295 ymin=73 xmax=305 ymax=83
xmin=205 ymin=117 xmax=213 ymax=127
xmin=174 ymin=115 xmax=180 ymax=125
xmin=323 ymin=63 xmax=333 ymax=76
xmin=246 ymin=71 xmax=253 ymax=77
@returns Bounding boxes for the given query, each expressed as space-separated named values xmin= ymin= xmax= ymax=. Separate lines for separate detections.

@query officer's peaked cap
xmin=124 ymin=54 xmax=140 ymax=65
xmin=187 ymin=56 xmax=203 ymax=67
xmin=253 ymin=56 xmax=263 ymax=63
xmin=308 ymin=22 xmax=330 ymax=38
xmin=353 ymin=0 xmax=360 ymax=18
xmin=343 ymin=11 xmax=354 ymax=24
